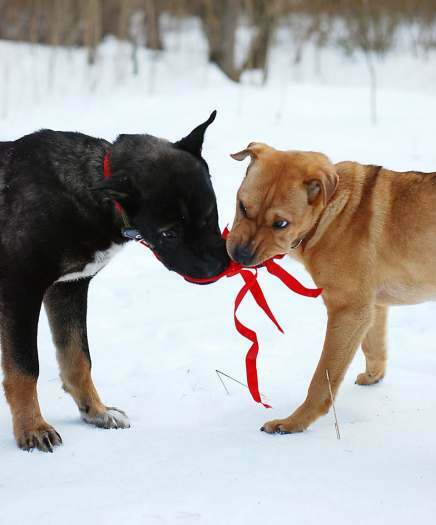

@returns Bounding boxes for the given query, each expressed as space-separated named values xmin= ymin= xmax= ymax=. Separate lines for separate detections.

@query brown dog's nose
xmin=232 ymin=244 xmax=254 ymax=266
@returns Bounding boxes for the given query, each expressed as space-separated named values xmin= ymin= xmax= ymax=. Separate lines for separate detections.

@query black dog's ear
xmin=175 ymin=110 xmax=217 ymax=158
xmin=91 ymin=177 xmax=131 ymax=202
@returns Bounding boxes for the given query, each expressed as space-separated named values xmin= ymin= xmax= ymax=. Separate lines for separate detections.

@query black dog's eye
xmin=161 ymin=229 xmax=177 ymax=239
xmin=239 ymin=200 xmax=247 ymax=217
xmin=273 ymin=220 xmax=289 ymax=229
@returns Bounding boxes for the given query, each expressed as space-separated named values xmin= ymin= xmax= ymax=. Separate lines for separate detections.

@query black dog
xmin=0 ymin=111 xmax=228 ymax=452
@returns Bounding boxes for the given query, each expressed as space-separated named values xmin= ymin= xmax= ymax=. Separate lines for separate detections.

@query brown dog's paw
xmin=260 ymin=417 xmax=306 ymax=435
xmin=355 ymin=371 xmax=384 ymax=386
xmin=16 ymin=424 xmax=62 ymax=453
xmin=81 ymin=406 xmax=130 ymax=429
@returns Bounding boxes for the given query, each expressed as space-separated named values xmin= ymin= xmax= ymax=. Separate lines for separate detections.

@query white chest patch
xmin=56 ymin=243 xmax=123 ymax=283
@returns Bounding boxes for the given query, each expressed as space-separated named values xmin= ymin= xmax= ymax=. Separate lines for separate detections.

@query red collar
xmin=103 ymin=150 xmax=111 ymax=178
xmin=104 ymin=151 xmax=122 ymax=213
xmin=104 ymin=151 xmax=149 ymax=243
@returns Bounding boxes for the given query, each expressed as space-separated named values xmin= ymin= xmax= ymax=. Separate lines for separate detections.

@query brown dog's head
xmin=226 ymin=142 xmax=338 ymax=266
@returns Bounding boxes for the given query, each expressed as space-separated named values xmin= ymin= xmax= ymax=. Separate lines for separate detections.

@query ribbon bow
xmin=182 ymin=228 xmax=322 ymax=408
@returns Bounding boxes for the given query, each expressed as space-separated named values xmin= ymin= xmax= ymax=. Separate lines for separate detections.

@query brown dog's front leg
xmin=262 ymin=302 xmax=374 ymax=435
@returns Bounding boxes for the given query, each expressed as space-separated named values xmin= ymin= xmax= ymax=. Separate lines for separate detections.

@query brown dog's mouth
xmin=230 ymin=257 xmax=258 ymax=267
xmin=227 ymin=246 xmax=270 ymax=268
xmin=227 ymin=242 xmax=256 ymax=267
xmin=227 ymin=230 xmax=306 ymax=267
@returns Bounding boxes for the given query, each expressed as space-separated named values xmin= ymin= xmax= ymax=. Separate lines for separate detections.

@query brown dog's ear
xmin=305 ymin=169 xmax=338 ymax=206
xmin=230 ymin=142 xmax=269 ymax=161
xmin=305 ymin=180 xmax=322 ymax=204
xmin=230 ymin=149 xmax=252 ymax=161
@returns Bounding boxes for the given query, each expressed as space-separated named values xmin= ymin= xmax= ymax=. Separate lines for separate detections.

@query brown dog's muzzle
xmin=231 ymin=243 xmax=255 ymax=266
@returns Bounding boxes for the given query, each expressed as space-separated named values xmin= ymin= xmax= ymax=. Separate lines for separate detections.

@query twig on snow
xmin=215 ymin=369 xmax=230 ymax=395
xmin=215 ymin=369 xmax=270 ymax=402
xmin=326 ymin=369 xmax=341 ymax=440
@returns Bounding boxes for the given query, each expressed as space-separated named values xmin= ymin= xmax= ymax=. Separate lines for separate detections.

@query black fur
xmin=0 ymin=112 xmax=228 ymax=451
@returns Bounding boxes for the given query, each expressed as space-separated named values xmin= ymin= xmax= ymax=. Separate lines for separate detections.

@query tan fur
xmin=2 ymin=352 xmax=60 ymax=450
xmin=228 ymin=143 xmax=436 ymax=434
xmin=56 ymin=327 xmax=106 ymax=420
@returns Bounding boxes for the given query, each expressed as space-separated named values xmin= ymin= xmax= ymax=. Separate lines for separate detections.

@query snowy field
xmin=1 ymin=24 xmax=436 ymax=525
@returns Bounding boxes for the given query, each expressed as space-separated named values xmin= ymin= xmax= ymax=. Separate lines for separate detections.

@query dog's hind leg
xmin=1 ymin=283 xmax=62 ymax=452
xmin=356 ymin=305 xmax=388 ymax=386
xmin=44 ymin=278 xmax=130 ymax=430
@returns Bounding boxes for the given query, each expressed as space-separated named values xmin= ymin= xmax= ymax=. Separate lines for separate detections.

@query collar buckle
xmin=122 ymin=228 xmax=143 ymax=241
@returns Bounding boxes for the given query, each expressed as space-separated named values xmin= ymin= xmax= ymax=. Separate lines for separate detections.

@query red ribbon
xmin=103 ymin=152 xmax=322 ymax=407
xmin=183 ymin=228 xmax=322 ymax=407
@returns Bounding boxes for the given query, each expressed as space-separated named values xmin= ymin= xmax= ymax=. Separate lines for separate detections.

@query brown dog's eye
xmin=239 ymin=200 xmax=247 ymax=217
xmin=273 ymin=220 xmax=289 ymax=229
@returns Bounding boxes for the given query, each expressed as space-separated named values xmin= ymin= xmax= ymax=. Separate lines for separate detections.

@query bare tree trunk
xmin=202 ymin=0 xmax=241 ymax=82
xmin=118 ymin=0 xmax=130 ymax=41
xmin=83 ymin=0 xmax=102 ymax=65
xmin=364 ymin=49 xmax=378 ymax=125
xmin=241 ymin=0 xmax=278 ymax=83
xmin=49 ymin=0 xmax=62 ymax=47
xmin=29 ymin=0 xmax=41 ymax=44
xmin=144 ymin=0 xmax=163 ymax=50
xmin=29 ymin=0 xmax=42 ymax=104
xmin=48 ymin=0 xmax=63 ymax=90
xmin=242 ymin=20 xmax=272 ymax=82
xmin=360 ymin=0 xmax=378 ymax=125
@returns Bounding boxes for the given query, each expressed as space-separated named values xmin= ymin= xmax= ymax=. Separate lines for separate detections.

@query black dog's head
xmin=98 ymin=111 xmax=229 ymax=280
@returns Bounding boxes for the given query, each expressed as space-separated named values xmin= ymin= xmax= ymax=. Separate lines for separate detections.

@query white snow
xmin=1 ymin=26 xmax=436 ymax=525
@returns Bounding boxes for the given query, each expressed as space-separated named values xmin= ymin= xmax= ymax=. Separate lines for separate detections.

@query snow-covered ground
xmin=1 ymin=25 xmax=436 ymax=525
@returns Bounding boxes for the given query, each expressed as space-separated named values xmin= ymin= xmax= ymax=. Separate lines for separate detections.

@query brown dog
xmin=227 ymin=141 xmax=436 ymax=435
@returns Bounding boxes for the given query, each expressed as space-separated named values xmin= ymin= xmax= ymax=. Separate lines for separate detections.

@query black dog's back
xmin=0 ymin=130 xmax=119 ymax=279
xmin=0 ymin=140 xmax=13 ymax=155
xmin=3 ymin=129 xmax=109 ymax=188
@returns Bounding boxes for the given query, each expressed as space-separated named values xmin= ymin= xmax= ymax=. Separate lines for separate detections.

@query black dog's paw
xmin=81 ymin=406 xmax=130 ymax=429
xmin=17 ymin=425 xmax=63 ymax=453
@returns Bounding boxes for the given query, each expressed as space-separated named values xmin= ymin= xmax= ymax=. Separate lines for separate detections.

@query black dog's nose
xmin=232 ymin=244 xmax=254 ymax=266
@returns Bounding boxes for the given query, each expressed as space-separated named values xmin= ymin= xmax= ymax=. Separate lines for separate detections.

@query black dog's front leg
xmin=1 ymin=283 xmax=62 ymax=452
xmin=44 ymin=278 xmax=130 ymax=430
